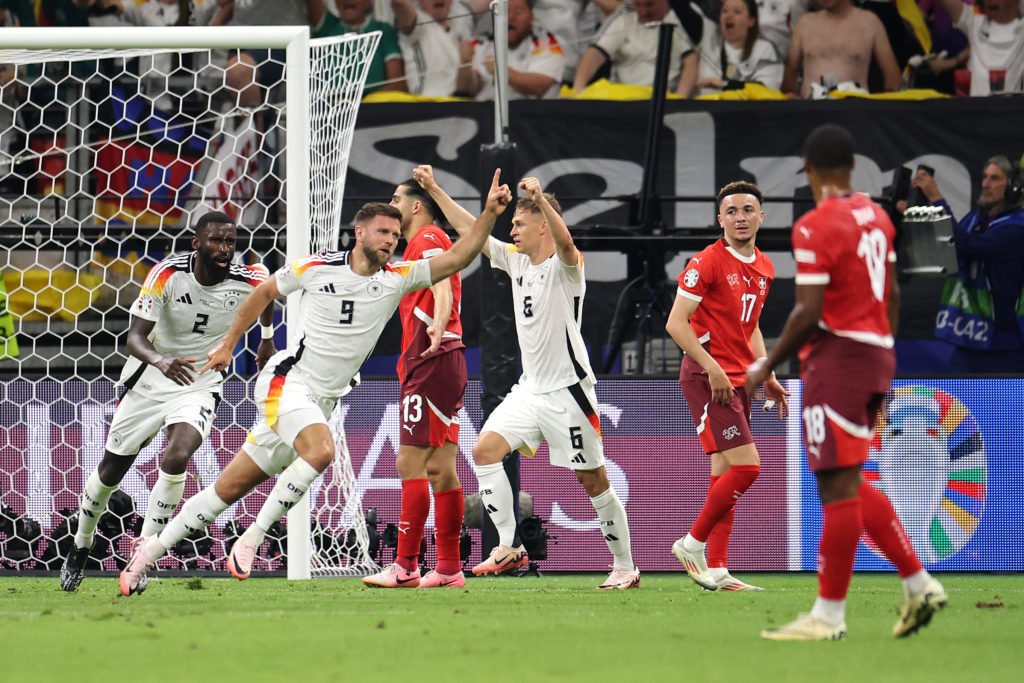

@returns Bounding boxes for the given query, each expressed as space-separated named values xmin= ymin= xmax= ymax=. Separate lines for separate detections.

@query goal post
xmin=0 ymin=27 xmax=380 ymax=579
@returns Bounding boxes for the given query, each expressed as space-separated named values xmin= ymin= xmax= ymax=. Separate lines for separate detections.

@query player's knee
xmin=160 ymin=448 xmax=192 ymax=475
xmin=305 ymin=441 xmax=335 ymax=472
xmin=471 ymin=441 xmax=503 ymax=466
xmin=97 ymin=452 xmax=133 ymax=485
xmin=576 ymin=469 xmax=609 ymax=498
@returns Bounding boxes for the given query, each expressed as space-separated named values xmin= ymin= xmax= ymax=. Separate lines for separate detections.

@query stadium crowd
xmin=1 ymin=0 xmax=1021 ymax=98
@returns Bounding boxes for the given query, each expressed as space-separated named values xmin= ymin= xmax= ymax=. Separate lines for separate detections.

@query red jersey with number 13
xmin=792 ymin=193 xmax=896 ymax=351
xmin=397 ymin=224 xmax=464 ymax=383
xmin=676 ymin=239 xmax=775 ymax=385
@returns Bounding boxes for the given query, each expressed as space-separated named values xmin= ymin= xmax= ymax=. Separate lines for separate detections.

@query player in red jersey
xmin=746 ymin=124 xmax=947 ymax=640
xmin=666 ymin=181 xmax=790 ymax=592
xmin=362 ymin=178 xmax=470 ymax=588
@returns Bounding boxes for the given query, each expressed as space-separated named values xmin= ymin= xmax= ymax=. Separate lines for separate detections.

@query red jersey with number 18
xmin=676 ymin=238 xmax=775 ymax=385
xmin=792 ymin=193 xmax=897 ymax=350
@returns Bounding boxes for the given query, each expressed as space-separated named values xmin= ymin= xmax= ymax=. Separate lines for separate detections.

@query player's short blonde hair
xmin=516 ymin=192 xmax=562 ymax=216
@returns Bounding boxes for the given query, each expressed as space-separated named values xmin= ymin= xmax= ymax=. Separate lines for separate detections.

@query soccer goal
xmin=0 ymin=27 xmax=380 ymax=579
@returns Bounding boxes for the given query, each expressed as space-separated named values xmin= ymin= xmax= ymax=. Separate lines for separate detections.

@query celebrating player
xmin=119 ymin=175 xmax=512 ymax=595
xmin=667 ymin=181 xmax=789 ymax=592
xmin=746 ymin=124 xmax=947 ymax=640
xmin=360 ymin=178 xmax=468 ymax=589
xmin=417 ymin=168 xmax=639 ymax=590
xmin=60 ymin=211 xmax=275 ymax=592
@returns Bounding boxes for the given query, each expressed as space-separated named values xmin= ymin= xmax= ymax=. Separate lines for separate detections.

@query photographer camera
xmin=918 ymin=156 xmax=1024 ymax=373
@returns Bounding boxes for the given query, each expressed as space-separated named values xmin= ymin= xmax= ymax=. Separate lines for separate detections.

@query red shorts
xmin=801 ymin=376 xmax=886 ymax=473
xmin=400 ymin=348 xmax=467 ymax=447
xmin=680 ymin=374 xmax=753 ymax=455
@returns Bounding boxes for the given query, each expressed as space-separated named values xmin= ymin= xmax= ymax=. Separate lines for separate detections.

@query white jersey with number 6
xmin=487 ymin=236 xmax=595 ymax=392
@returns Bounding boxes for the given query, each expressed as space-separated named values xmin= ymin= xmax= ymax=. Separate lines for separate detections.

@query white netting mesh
xmin=0 ymin=32 xmax=380 ymax=578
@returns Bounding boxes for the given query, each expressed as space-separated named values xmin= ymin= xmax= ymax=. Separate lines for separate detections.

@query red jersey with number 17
xmin=397 ymin=224 xmax=465 ymax=383
xmin=792 ymin=193 xmax=896 ymax=350
xmin=676 ymin=239 xmax=775 ymax=385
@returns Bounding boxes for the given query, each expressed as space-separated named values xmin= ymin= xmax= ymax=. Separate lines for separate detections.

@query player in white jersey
xmin=119 ymin=176 xmax=513 ymax=594
xmin=414 ymin=167 xmax=639 ymax=590
xmin=60 ymin=211 xmax=275 ymax=592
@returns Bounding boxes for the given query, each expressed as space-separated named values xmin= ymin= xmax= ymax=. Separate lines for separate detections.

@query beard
xmin=197 ymin=249 xmax=230 ymax=279
xmin=361 ymin=243 xmax=391 ymax=270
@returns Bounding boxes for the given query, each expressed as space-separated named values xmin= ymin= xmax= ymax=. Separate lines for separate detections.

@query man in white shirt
xmin=934 ymin=0 xmax=1023 ymax=95
xmin=415 ymin=166 xmax=640 ymax=591
xmin=392 ymin=0 xmax=475 ymax=96
xmin=457 ymin=0 xmax=565 ymax=100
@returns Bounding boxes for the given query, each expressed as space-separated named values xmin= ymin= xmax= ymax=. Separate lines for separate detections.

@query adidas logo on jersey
xmin=176 ymin=293 xmax=193 ymax=304
xmin=318 ymin=283 xmax=336 ymax=293
xmin=570 ymin=453 xmax=586 ymax=464
xmin=485 ymin=503 xmax=498 ymax=513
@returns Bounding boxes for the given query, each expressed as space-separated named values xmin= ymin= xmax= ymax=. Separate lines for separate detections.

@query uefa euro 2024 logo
xmin=863 ymin=387 xmax=987 ymax=564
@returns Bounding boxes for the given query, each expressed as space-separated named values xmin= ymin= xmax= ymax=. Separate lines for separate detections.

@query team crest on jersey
xmin=683 ymin=268 xmax=699 ymax=288
xmin=137 ymin=293 xmax=154 ymax=314
xmin=727 ymin=273 xmax=740 ymax=286
xmin=758 ymin=277 xmax=767 ymax=290
xmin=366 ymin=280 xmax=384 ymax=298
xmin=109 ymin=431 xmax=123 ymax=448
xmin=224 ymin=294 xmax=240 ymax=311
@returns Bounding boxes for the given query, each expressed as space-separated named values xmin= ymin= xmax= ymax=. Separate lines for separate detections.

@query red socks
xmin=396 ymin=478 xmax=430 ymax=572
xmin=690 ymin=465 xmax=759 ymax=543
xmin=859 ymin=482 xmax=922 ymax=577
xmin=818 ymin=497 xmax=861 ymax=600
xmin=705 ymin=475 xmax=734 ymax=568
xmin=433 ymin=488 xmax=464 ymax=576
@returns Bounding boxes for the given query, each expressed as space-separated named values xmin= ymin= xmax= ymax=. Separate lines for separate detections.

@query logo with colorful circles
xmin=863 ymin=386 xmax=986 ymax=564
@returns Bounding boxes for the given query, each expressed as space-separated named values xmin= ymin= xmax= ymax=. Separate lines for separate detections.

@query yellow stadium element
xmin=362 ymin=91 xmax=472 ymax=103
xmin=695 ymin=83 xmax=788 ymax=100
xmin=829 ymin=88 xmax=950 ymax=100
xmin=896 ymin=0 xmax=932 ymax=56
xmin=560 ymin=79 xmax=685 ymax=101
xmin=3 ymin=269 xmax=104 ymax=322
xmin=0 ymin=274 xmax=19 ymax=359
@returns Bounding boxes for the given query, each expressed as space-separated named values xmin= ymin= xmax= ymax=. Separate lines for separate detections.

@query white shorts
xmin=481 ymin=381 xmax=605 ymax=471
xmin=105 ymin=389 xmax=219 ymax=456
xmin=242 ymin=366 xmax=336 ymax=476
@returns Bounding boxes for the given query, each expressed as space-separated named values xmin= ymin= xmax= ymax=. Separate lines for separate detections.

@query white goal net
xmin=0 ymin=28 xmax=380 ymax=579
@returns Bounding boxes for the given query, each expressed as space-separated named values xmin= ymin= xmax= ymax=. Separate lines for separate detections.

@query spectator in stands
xmin=932 ymin=0 xmax=1023 ymax=95
xmin=674 ymin=0 xmax=784 ymax=95
xmin=392 ymin=0 xmax=474 ymax=96
xmin=572 ymin=0 xmax=699 ymax=96
xmin=781 ymin=0 xmax=902 ymax=98
xmin=912 ymin=0 xmax=969 ymax=94
xmin=914 ymin=156 xmax=1024 ymax=372
xmin=528 ymin=0 xmax=621 ymax=83
xmin=756 ymin=0 xmax=807 ymax=56
xmin=457 ymin=0 xmax=564 ymax=100
xmin=308 ymin=0 xmax=406 ymax=93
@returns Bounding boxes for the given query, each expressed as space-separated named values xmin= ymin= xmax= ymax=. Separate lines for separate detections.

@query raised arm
xmin=428 ymin=169 xmax=512 ymax=283
xmin=413 ymin=164 xmax=484 ymax=243
xmin=392 ymin=0 xmax=418 ymax=34
xmin=520 ymin=177 xmax=577 ymax=266
xmin=125 ymin=316 xmax=197 ymax=387
xmin=201 ymin=276 xmax=283 ymax=374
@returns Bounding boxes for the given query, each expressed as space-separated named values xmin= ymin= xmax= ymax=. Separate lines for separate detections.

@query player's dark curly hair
xmin=354 ymin=202 xmax=403 ymax=225
xmin=717 ymin=181 xmax=764 ymax=210
xmin=194 ymin=210 xmax=235 ymax=235
xmin=803 ymin=124 xmax=855 ymax=170
xmin=398 ymin=179 xmax=447 ymax=225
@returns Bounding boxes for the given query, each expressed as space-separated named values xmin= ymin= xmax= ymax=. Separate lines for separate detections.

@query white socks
xmin=902 ymin=569 xmax=931 ymax=598
xmin=683 ymin=533 xmax=706 ymax=552
xmin=74 ymin=470 xmax=116 ymax=550
xmin=149 ymin=486 xmax=228 ymax=560
xmin=590 ymin=487 xmax=634 ymax=571
xmin=476 ymin=462 xmax=517 ymax=547
xmin=240 ymin=458 xmax=320 ymax=547
xmin=811 ymin=596 xmax=847 ymax=626
xmin=140 ymin=469 xmax=187 ymax=537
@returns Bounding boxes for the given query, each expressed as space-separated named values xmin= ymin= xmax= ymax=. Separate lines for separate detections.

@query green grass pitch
xmin=1 ymin=573 xmax=1017 ymax=682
